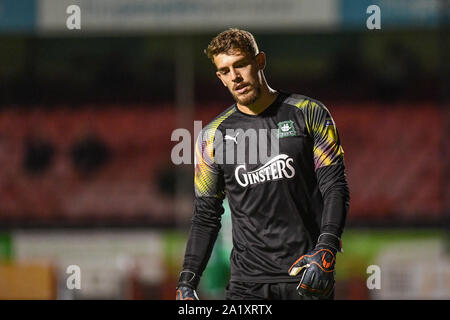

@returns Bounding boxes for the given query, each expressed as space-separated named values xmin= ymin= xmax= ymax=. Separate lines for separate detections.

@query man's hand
xmin=288 ymin=247 xmax=335 ymax=299
xmin=288 ymin=233 xmax=341 ymax=299
xmin=176 ymin=285 xmax=199 ymax=300
xmin=176 ymin=270 xmax=200 ymax=300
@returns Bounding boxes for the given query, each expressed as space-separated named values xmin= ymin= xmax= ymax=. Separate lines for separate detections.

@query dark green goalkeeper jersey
xmin=182 ymin=91 xmax=349 ymax=283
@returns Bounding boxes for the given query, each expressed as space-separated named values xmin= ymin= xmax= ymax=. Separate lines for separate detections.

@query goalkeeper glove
xmin=176 ymin=270 xmax=200 ymax=300
xmin=288 ymin=233 xmax=341 ymax=299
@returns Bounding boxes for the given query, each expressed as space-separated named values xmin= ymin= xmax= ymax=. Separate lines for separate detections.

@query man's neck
xmin=237 ymin=87 xmax=279 ymax=116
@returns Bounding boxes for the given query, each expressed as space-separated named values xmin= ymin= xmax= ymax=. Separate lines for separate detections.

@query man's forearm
xmin=316 ymin=163 xmax=350 ymax=245
xmin=181 ymin=197 xmax=223 ymax=286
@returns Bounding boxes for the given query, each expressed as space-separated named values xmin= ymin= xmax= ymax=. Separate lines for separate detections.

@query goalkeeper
xmin=176 ymin=28 xmax=349 ymax=300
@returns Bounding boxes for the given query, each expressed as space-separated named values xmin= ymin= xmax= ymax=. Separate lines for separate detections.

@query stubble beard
xmin=232 ymin=84 xmax=261 ymax=107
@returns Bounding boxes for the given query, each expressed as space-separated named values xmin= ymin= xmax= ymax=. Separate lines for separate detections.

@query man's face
xmin=214 ymin=50 xmax=264 ymax=106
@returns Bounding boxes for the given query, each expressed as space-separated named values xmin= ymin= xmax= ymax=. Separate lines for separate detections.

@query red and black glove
xmin=288 ymin=233 xmax=341 ymax=299
xmin=176 ymin=270 xmax=200 ymax=300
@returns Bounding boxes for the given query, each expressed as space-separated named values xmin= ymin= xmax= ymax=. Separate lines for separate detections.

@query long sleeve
xmin=302 ymin=100 xmax=350 ymax=239
xmin=316 ymin=163 xmax=349 ymax=238
xmin=181 ymin=125 xmax=226 ymax=281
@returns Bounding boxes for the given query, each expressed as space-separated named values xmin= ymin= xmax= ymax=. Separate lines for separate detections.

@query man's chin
xmin=233 ymin=90 xmax=260 ymax=106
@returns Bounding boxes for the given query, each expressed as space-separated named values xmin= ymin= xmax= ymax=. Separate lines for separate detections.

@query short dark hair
xmin=205 ymin=28 xmax=259 ymax=63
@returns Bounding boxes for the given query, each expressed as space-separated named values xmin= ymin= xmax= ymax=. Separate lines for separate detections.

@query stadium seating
xmin=0 ymin=104 xmax=444 ymax=226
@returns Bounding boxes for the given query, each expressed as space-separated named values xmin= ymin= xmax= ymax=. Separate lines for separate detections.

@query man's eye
xmin=236 ymin=62 xmax=249 ymax=68
xmin=220 ymin=70 xmax=229 ymax=75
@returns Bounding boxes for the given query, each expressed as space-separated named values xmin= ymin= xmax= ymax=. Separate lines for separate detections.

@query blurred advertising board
xmin=37 ymin=0 xmax=337 ymax=34
xmin=0 ymin=0 xmax=36 ymax=33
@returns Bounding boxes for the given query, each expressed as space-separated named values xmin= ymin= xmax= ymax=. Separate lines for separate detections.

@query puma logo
xmin=224 ymin=132 xmax=240 ymax=144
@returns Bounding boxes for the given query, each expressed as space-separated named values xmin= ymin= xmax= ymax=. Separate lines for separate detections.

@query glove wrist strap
xmin=316 ymin=233 xmax=342 ymax=253
xmin=177 ymin=270 xmax=200 ymax=290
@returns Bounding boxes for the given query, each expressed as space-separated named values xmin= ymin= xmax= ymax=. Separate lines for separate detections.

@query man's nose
xmin=230 ymin=68 xmax=241 ymax=82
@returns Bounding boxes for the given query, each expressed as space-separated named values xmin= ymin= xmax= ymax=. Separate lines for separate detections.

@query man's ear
xmin=255 ymin=52 xmax=266 ymax=70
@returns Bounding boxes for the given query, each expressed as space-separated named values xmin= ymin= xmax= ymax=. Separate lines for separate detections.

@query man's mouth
xmin=235 ymin=84 xmax=249 ymax=94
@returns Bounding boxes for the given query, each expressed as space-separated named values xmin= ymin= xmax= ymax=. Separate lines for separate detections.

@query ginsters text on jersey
xmin=234 ymin=154 xmax=295 ymax=187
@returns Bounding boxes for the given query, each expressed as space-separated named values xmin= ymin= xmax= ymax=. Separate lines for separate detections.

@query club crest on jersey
xmin=277 ymin=120 xmax=297 ymax=138
xmin=234 ymin=154 xmax=296 ymax=187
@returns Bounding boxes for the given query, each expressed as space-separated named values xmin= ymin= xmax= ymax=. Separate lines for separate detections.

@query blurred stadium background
xmin=0 ymin=0 xmax=448 ymax=300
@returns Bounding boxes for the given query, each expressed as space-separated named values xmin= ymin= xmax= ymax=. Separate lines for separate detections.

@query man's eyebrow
xmin=232 ymin=57 xmax=248 ymax=65
xmin=217 ymin=57 xmax=248 ymax=71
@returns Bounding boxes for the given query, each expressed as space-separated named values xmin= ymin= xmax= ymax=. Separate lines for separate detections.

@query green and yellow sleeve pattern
xmin=194 ymin=108 xmax=235 ymax=198
xmin=296 ymin=99 xmax=344 ymax=171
